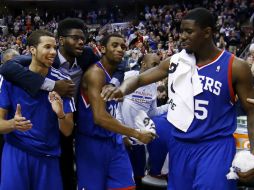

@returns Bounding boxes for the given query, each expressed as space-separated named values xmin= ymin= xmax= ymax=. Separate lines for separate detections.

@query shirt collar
xmin=58 ymin=50 xmax=78 ymax=67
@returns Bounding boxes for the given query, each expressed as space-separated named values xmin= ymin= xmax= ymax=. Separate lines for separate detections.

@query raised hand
xmin=54 ymin=80 xmax=75 ymax=98
xmin=49 ymin=91 xmax=65 ymax=119
xmin=101 ymin=84 xmax=124 ymax=101
xmin=13 ymin=104 xmax=32 ymax=132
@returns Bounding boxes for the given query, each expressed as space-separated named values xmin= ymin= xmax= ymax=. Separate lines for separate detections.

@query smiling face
xmin=30 ymin=36 xmax=56 ymax=68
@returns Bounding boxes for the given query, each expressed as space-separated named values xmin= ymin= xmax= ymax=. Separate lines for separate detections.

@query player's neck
xmin=195 ymin=44 xmax=221 ymax=66
xmin=100 ymin=57 xmax=118 ymax=77
xmin=29 ymin=61 xmax=49 ymax=76
xmin=59 ymin=47 xmax=75 ymax=65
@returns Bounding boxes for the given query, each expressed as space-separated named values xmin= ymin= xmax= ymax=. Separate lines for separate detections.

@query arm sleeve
xmin=0 ymin=75 xmax=11 ymax=109
xmin=63 ymin=97 xmax=76 ymax=114
xmin=148 ymin=100 xmax=169 ymax=117
xmin=0 ymin=55 xmax=45 ymax=97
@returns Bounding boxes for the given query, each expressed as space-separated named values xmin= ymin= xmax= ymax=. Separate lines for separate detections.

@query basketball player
xmin=0 ymin=30 xmax=75 ymax=190
xmin=101 ymin=8 xmax=254 ymax=189
xmin=75 ymin=34 xmax=156 ymax=190
xmin=0 ymin=18 xmax=125 ymax=190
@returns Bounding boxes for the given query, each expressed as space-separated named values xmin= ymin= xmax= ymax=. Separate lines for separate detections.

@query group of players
xmin=0 ymin=7 xmax=254 ymax=190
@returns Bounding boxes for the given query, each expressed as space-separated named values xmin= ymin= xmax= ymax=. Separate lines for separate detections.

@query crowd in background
xmin=0 ymin=0 xmax=253 ymax=97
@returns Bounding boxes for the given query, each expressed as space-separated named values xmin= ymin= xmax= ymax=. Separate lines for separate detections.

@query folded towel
xmin=167 ymin=49 xmax=203 ymax=132
xmin=226 ymin=150 xmax=254 ymax=180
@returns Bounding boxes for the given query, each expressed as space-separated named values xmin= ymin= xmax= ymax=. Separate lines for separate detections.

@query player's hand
xmin=13 ymin=104 xmax=32 ymax=132
xmin=136 ymin=130 xmax=157 ymax=144
xmin=54 ymin=80 xmax=75 ymax=98
xmin=49 ymin=91 xmax=65 ymax=119
xmin=247 ymin=98 xmax=254 ymax=104
xmin=238 ymin=168 xmax=254 ymax=184
xmin=101 ymin=85 xmax=124 ymax=101
xmin=123 ymin=136 xmax=133 ymax=147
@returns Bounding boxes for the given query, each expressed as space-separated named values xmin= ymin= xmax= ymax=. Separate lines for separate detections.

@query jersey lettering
xmin=199 ymin=75 xmax=222 ymax=96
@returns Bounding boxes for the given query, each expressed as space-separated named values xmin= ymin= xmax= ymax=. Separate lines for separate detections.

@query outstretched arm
xmin=0 ymin=55 xmax=44 ymax=96
xmin=0 ymin=55 xmax=75 ymax=97
xmin=101 ymin=57 xmax=170 ymax=101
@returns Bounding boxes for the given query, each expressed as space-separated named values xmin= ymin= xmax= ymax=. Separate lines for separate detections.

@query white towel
xmin=167 ymin=50 xmax=203 ymax=132
xmin=226 ymin=150 xmax=254 ymax=180
xmin=129 ymin=110 xmax=156 ymax=145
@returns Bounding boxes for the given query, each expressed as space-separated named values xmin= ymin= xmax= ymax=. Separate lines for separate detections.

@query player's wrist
xmin=131 ymin=129 xmax=140 ymax=140
xmin=9 ymin=119 xmax=16 ymax=130
xmin=58 ymin=113 xmax=66 ymax=119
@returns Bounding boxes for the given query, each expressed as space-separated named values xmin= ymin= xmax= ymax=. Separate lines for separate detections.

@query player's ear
xmin=59 ymin=36 xmax=64 ymax=46
xmin=29 ymin=46 xmax=36 ymax=55
xmin=101 ymin=46 xmax=106 ymax=54
xmin=204 ymin=27 xmax=213 ymax=39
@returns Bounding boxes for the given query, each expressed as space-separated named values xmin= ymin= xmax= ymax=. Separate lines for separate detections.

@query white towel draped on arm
xmin=167 ymin=50 xmax=203 ymax=132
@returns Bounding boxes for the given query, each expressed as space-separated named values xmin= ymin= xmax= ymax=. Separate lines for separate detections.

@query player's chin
xmin=114 ymin=57 xmax=123 ymax=63
xmin=74 ymin=49 xmax=83 ymax=57
xmin=45 ymin=61 xmax=53 ymax=67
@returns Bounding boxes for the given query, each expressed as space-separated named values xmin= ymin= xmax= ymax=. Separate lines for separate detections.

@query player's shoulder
xmin=49 ymin=67 xmax=71 ymax=81
xmin=83 ymin=63 xmax=106 ymax=83
xmin=232 ymin=55 xmax=249 ymax=72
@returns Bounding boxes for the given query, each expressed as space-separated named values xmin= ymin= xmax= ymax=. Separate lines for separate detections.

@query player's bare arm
xmin=49 ymin=91 xmax=74 ymax=136
xmin=84 ymin=65 xmax=156 ymax=144
xmin=101 ymin=57 xmax=170 ymax=101
xmin=232 ymin=57 xmax=254 ymax=154
xmin=0 ymin=104 xmax=32 ymax=134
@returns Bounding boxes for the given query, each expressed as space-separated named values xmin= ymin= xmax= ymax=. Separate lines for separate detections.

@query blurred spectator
xmin=157 ymin=85 xmax=168 ymax=106
xmin=247 ymin=43 xmax=254 ymax=77
xmin=1 ymin=48 xmax=20 ymax=64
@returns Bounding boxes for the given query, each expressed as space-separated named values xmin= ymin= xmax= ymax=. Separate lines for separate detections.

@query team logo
xmin=216 ymin=66 xmax=221 ymax=72
xmin=169 ymin=62 xmax=179 ymax=74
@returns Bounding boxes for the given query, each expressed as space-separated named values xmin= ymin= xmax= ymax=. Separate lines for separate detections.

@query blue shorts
xmin=75 ymin=134 xmax=135 ymax=190
xmin=147 ymin=115 xmax=172 ymax=176
xmin=168 ymin=136 xmax=237 ymax=190
xmin=126 ymin=144 xmax=146 ymax=177
xmin=1 ymin=143 xmax=62 ymax=190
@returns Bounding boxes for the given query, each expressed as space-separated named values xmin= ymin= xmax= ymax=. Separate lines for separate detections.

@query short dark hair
xmin=157 ymin=85 xmax=167 ymax=93
xmin=27 ymin=30 xmax=54 ymax=47
xmin=100 ymin=33 xmax=124 ymax=47
xmin=183 ymin=8 xmax=216 ymax=31
xmin=57 ymin=18 xmax=86 ymax=37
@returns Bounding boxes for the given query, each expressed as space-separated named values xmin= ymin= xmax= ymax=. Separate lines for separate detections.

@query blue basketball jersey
xmin=0 ymin=67 xmax=76 ymax=156
xmin=76 ymin=61 xmax=119 ymax=138
xmin=172 ymin=50 xmax=236 ymax=141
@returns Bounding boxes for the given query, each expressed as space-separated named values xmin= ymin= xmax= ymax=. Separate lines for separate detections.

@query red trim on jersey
xmin=228 ymin=54 xmax=235 ymax=103
xmin=197 ymin=50 xmax=224 ymax=68
xmin=81 ymin=88 xmax=90 ymax=108
xmin=108 ymin=186 xmax=136 ymax=190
